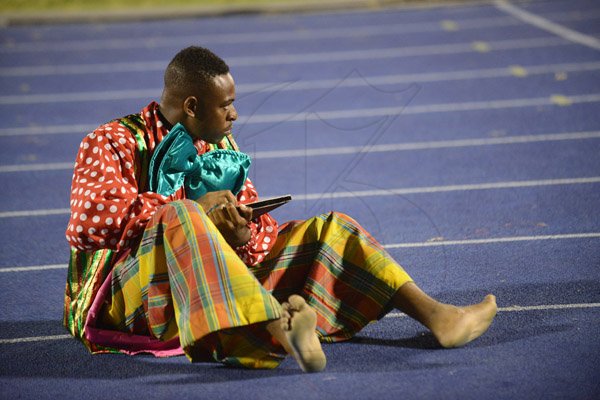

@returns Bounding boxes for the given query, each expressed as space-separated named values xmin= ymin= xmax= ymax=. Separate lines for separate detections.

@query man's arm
xmin=66 ymin=123 xmax=178 ymax=251
xmin=233 ymin=179 xmax=279 ymax=265
xmin=195 ymin=190 xmax=252 ymax=248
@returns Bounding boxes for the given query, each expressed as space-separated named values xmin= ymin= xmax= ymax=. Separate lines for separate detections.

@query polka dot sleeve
xmin=234 ymin=179 xmax=279 ymax=266
xmin=66 ymin=123 xmax=177 ymax=251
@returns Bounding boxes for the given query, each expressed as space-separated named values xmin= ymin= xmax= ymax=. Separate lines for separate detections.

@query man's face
xmin=188 ymin=73 xmax=238 ymax=143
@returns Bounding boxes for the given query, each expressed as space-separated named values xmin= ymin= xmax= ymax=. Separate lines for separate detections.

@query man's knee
xmin=323 ymin=211 xmax=359 ymax=227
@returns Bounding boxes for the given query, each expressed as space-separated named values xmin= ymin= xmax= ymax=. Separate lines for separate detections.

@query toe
xmin=288 ymin=295 xmax=306 ymax=310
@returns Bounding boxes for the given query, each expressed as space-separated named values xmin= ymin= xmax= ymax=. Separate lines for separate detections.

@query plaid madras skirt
xmin=101 ymin=200 xmax=412 ymax=368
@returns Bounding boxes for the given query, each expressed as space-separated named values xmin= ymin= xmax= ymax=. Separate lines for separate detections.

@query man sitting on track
xmin=64 ymin=46 xmax=497 ymax=372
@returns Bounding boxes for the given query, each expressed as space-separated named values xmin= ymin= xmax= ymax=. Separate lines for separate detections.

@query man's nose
xmin=229 ymin=106 xmax=238 ymax=121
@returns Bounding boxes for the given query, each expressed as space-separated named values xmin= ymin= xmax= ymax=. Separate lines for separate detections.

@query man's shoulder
xmin=92 ymin=101 xmax=156 ymax=136
xmin=112 ymin=113 xmax=146 ymax=134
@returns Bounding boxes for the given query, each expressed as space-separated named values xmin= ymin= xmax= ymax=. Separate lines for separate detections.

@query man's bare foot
xmin=430 ymin=294 xmax=497 ymax=348
xmin=280 ymin=295 xmax=327 ymax=373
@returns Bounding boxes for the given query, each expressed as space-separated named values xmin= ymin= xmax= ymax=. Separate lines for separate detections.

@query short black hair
xmin=164 ymin=46 xmax=230 ymax=95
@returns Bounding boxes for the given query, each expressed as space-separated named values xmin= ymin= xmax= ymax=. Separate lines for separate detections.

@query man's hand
xmin=196 ymin=191 xmax=253 ymax=248
xmin=195 ymin=190 xmax=237 ymax=212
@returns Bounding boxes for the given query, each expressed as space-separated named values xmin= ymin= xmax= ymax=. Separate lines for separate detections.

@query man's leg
xmin=101 ymin=200 xmax=321 ymax=369
xmin=392 ymin=282 xmax=497 ymax=348
xmin=257 ymin=212 xmax=496 ymax=349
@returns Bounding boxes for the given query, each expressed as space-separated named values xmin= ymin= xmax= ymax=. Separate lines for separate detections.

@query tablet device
xmin=241 ymin=195 xmax=292 ymax=218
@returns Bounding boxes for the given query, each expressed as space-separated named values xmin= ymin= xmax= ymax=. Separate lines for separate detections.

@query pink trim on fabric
xmin=84 ymin=262 xmax=184 ymax=357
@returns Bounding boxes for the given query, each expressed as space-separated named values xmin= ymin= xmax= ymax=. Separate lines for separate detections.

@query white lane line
xmin=4 ymin=233 xmax=600 ymax=272
xmin=383 ymin=233 xmax=600 ymax=249
xmin=0 ymin=334 xmax=72 ymax=344
xmin=0 ymin=16 xmax=515 ymax=53
xmin=2 ymin=302 xmax=598 ymax=344
xmin=1 ymin=176 xmax=598 ymax=219
xmin=0 ymin=36 xmax=568 ymax=77
xmin=495 ymin=0 xmax=600 ymax=51
xmin=0 ymin=89 xmax=159 ymax=105
xmin=2 ymin=93 xmax=598 ymax=137
xmin=3 ymin=61 xmax=600 ymax=105
xmin=3 ymin=9 xmax=600 ymax=54
xmin=0 ymin=162 xmax=74 ymax=173
xmin=0 ymin=123 xmax=95 ymax=137
xmin=245 ymin=93 xmax=600 ymax=124
xmin=0 ymin=264 xmax=68 ymax=273
xmin=0 ymin=16 xmax=547 ymax=53
xmin=497 ymin=303 xmax=600 ymax=312
xmin=293 ymin=177 xmax=600 ymax=201
xmin=4 ymin=131 xmax=600 ymax=173
xmin=385 ymin=302 xmax=600 ymax=319
xmin=0 ymin=208 xmax=70 ymax=218
xmin=254 ymin=131 xmax=600 ymax=158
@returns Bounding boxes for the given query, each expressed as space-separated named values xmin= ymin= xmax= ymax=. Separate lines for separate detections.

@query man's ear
xmin=183 ymin=96 xmax=198 ymax=118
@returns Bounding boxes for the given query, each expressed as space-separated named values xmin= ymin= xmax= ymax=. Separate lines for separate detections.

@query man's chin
xmin=190 ymin=132 xmax=227 ymax=144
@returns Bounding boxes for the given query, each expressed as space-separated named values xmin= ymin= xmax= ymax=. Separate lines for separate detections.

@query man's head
xmin=160 ymin=46 xmax=237 ymax=143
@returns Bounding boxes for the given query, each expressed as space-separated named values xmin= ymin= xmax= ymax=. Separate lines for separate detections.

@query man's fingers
xmin=237 ymin=204 xmax=253 ymax=221
xmin=220 ymin=191 xmax=237 ymax=205
xmin=197 ymin=190 xmax=237 ymax=212
xmin=224 ymin=203 xmax=247 ymax=225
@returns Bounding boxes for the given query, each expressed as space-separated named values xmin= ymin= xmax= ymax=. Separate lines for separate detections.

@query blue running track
xmin=0 ymin=0 xmax=599 ymax=398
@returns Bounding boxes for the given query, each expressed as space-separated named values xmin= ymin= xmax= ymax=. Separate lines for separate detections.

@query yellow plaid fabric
xmin=101 ymin=202 xmax=412 ymax=368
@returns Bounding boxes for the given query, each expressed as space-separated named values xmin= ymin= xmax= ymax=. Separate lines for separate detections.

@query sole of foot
xmin=435 ymin=294 xmax=498 ymax=348
xmin=281 ymin=295 xmax=327 ymax=373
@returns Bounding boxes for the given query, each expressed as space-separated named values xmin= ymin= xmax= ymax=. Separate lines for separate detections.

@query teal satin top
xmin=148 ymin=123 xmax=251 ymax=199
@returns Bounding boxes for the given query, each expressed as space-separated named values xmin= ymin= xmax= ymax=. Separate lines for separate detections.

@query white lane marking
xmin=0 ymin=264 xmax=68 ymax=273
xmin=3 ymin=61 xmax=600 ymax=105
xmin=1 ymin=177 xmax=599 ymax=219
xmin=0 ymin=124 xmax=94 ymax=137
xmin=0 ymin=208 xmax=70 ymax=218
xmin=2 ymin=92 xmax=599 ymax=137
xmin=293 ymin=177 xmax=600 ymax=201
xmin=0 ymin=334 xmax=72 ymax=344
xmin=497 ymin=303 xmax=600 ymax=312
xmin=4 ymin=131 xmax=600 ymax=173
xmin=495 ymin=0 xmax=600 ymax=50
xmin=2 ymin=302 xmax=598 ymax=344
xmin=385 ymin=302 xmax=600 ymax=318
xmin=4 ymin=232 xmax=599 ymax=273
xmin=383 ymin=233 xmax=600 ymax=249
xmin=253 ymin=131 xmax=600 ymax=158
xmin=0 ymin=89 xmax=159 ymax=105
xmin=0 ymin=37 xmax=568 ymax=77
xmin=241 ymin=93 xmax=600 ymax=125
xmin=0 ymin=162 xmax=74 ymax=173
xmin=0 ymin=123 xmax=95 ymax=137
xmin=3 ymin=9 xmax=600 ymax=54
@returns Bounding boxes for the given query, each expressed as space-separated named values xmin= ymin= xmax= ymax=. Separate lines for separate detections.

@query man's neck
xmin=156 ymin=105 xmax=175 ymax=131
